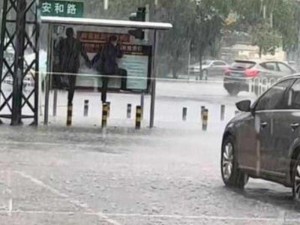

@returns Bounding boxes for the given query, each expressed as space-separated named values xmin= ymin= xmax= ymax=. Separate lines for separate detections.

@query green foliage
xmin=231 ymin=0 xmax=300 ymax=52
xmin=251 ymin=22 xmax=281 ymax=56
xmin=3 ymin=0 xmax=300 ymax=76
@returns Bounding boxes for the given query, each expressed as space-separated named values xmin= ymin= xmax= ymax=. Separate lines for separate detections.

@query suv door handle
xmin=261 ymin=122 xmax=268 ymax=128
xmin=291 ymin=123 xmax=300 ymax=130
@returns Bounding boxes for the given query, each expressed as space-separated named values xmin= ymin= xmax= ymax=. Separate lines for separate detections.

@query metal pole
xmin=104 ymin=0 xmax=109 ymax=10
xmin=44 ymin=24 xmax=53 ymax=125
xmin=149 ymin=30 xmax=158 ymax=128
xmin=140 ymin=92 xmax=144 ymax=119
xmin=11 ymin=0 xmax=26 ymax=125
xmin=0 ymin=0 xmax=8 ymax=93
xmin=44 ymin=74 xmax=50 ymax=125
xmin=34 ymin=2 xmax=40 ymax=126
xmin=0 ymin=0 xmax=8 ymax=125
xmin=145 ymin=4 xmax=150 ymax=42
xmin=53 ymin=89 xmax=58 ymax=116
xmin=188 ymin=51 xmax=191 ymax=81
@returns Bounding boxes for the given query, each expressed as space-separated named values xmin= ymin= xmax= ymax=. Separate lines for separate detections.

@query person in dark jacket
xmin=58 ymin=27 xmax=91 ymax=105
xmin=100 ymin=35 xmax=127 ymax=103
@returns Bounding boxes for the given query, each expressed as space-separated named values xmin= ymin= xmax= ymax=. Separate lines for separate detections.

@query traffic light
xmin=129 ymin=7 xmax=146 ymax=21
xmin=129 ymin=7 xmax=146 ymax=40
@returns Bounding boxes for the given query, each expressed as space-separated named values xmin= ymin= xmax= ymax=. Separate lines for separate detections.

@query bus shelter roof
xmin=41 ymin=16 xmax=173 ymax=30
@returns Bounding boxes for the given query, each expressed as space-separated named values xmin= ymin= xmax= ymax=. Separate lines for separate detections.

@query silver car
xmin=224 ymin=59 xmax=297 ymax=96
xmin=189 ymin=60 xmax=228 ymax=79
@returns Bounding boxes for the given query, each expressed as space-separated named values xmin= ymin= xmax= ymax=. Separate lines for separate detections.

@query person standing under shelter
xmin=58 ymin=27 xmax=91 ymax=105
xmin=100 ymin=35 xmax=127 ymax=103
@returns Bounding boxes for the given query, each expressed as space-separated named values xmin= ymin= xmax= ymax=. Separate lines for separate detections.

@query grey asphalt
xmin=0 ymin=80 xmax=299 ymax=224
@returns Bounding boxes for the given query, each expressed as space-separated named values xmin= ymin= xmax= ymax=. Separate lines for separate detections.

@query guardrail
xmin=249 ymin=77 xmax=279 ymax=96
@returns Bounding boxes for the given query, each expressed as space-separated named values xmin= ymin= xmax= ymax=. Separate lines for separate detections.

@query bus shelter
xmin=40 ymin=16 xmax=172 ymax=128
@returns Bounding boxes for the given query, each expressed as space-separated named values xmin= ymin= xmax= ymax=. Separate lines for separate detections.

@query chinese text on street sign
xmin=41 ymin=1 xmax=84 ymax=18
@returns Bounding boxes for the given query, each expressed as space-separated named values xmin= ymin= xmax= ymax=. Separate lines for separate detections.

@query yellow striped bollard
xmin=102 ymin=103 xmax=109 ymax=128
xmin=66 ymin=104 xmax=73 ymax=126
xmin=135 ymin=106 xmax=142 ymax=129
xmin=202 ymin=109 xmax=208 ymax=131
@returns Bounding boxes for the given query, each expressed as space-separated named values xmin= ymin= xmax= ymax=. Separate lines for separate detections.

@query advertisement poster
xmin=77 ymin=31 xmax=152 ymax=92
xmin=51 ymin=29 xmax=152 ymax=92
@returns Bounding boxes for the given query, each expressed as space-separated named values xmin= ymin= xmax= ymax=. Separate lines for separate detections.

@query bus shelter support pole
xmin=44 ymin=24 xmax=53 ymax=125
xmin=44 ymin=74 xmax=50 ymax=125
xmin=53 ymin=89 xmax=58 ymax=117
xmin=149 ymin=30 xmax=158 ymax=128
xmin=140 ymin=92 xmax=144 ymax=119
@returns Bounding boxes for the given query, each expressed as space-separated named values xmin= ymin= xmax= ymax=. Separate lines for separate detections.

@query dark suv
xmin=221 ymin=75 xmax=300 ymax=202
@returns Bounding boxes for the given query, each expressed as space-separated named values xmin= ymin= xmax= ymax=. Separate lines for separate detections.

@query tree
xmin=251 ymin=22 xmax=281 ymax=57
xmin=156 ymin=0 xmax=195 ymax=78
xmin=191 ymin=0 xmax=231 ymax=80
xmin=231 ymin=0 xmax=300 ymax=57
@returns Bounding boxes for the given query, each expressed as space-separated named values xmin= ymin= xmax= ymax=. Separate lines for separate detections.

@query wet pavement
xmin=0 ymin=80 xmax=299 ymax=224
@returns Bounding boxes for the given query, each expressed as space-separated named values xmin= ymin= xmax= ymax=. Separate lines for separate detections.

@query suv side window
xmin=256 ymin=79 xmax=294 ymax=111
xmin=213 ymin=61 xmax=226 ymax=66
xmin=277 ymin=62 xmax=293 ymax=74
xmin=287 ymin=79 xmax=300 ymax=109
xmin=260 ymin=62 xmax=278 ymax=71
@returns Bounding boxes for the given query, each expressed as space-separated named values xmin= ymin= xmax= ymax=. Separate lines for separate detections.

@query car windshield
xmin=2 ymin=1 xmax=300 ymax=225
xmin=203 ymin=60 xmax=213 ymax=65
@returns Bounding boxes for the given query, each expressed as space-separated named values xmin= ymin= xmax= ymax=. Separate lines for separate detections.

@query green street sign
xmin=41 ymin=1 xmax=84 ymax=18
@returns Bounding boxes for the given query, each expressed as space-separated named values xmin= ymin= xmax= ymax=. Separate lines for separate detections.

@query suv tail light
xmin=245 ymin=69 xmax=259 ymax=77
xmin=224 ymin=69 xmax=231 ymax=76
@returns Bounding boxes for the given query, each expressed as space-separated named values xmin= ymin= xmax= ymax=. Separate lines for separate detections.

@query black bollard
xmin=220 ymin=105 xmax=225 ymax=121
xmin=182 ymin=107 xmax=187 ymax=121
xmin=84 ymin=100 xmax=89 ymax=117
xmin=127 ymin=104 xmax=132 ymax=119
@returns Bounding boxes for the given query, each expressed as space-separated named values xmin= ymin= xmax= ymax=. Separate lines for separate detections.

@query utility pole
xmin=145 ymin=4 xmax=150 ymax=42
xmin=0 ymin=0 xmax=39 ymax=125
xmin=104 ymin=0 xmax=108 ymax=10
xmin=11 ymin=0 xmax=26 ymax=125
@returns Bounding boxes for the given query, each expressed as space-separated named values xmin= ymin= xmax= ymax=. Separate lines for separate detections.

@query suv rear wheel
xmin=292 ymin=155 xmax=300 ymax=203
xmin=221 ymin=136 xmax=248 ymax=188
xmin=227 ymin=88 xmax=239 ymax=96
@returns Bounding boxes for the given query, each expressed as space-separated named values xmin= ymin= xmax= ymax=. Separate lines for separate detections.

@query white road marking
xmin=0 ymin=140 xmax=107 ymax=149
xmin=104 ymin=213 xmax=294 ymax=222
xmin=0 ymin=210 xmax=299 ymax=222
xmin=8 ymin=199 xmax=12 ymax=217
xmin=6 ymin=170 xmax=12 ymax=217
xmin=15 ymin=171 xmax=121 ymax=225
